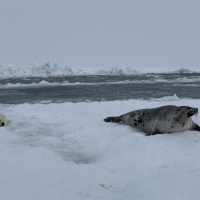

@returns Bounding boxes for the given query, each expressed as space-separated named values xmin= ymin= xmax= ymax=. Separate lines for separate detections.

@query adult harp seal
xmin=104 ymin=105 xmax=200 ymax=136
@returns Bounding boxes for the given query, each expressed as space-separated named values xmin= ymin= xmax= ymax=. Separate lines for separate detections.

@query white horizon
xmin=0 ymin=0 xmax=199 ymax=69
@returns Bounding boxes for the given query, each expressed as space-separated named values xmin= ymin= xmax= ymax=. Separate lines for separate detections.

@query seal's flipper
xmin=104 ymin=116 xmax=122 ymax=123
xmin=191 ymin=123 xmax=200 ymax=132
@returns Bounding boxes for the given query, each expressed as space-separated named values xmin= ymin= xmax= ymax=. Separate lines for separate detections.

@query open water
xmin=0 ymin=73 xmax=200 ymax=104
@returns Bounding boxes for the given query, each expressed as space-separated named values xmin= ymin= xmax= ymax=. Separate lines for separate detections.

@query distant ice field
xmin=0 ymin=62 xmax=200 ymax=79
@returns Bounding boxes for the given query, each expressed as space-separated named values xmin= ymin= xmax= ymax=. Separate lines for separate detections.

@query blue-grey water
xmin=0 ymin=73 xmax=200 ymax=104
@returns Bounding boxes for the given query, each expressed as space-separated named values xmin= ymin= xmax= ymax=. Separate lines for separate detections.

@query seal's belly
xmin=129 ymin=109 xmax=192 ymax=134
xmin=130 ymin=119 xmax=189 ymax=134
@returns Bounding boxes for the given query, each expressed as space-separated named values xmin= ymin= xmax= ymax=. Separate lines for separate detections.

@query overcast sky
xmin=0 ymin=0 xmax=199 ymax=69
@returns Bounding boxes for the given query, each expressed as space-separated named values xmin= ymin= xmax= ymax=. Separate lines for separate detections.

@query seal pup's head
xmin=0 ymin=113 xmax=8 ymax=127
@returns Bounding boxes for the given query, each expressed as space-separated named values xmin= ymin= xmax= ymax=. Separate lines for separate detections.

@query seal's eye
xmin=2 ymin=122 xmax=4 ymax=126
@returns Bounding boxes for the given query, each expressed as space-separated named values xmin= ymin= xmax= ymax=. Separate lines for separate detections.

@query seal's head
xmin=0 ymin=113 xmax=8 ymax=127
xmin=187 ymin=107 xmax=198 ymax=117
xmin=178 ymin=106 xmax=198 ymax=118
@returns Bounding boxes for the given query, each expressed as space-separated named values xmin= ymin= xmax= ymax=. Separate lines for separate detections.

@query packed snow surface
xmin=0 ymin=62 xmax=200 ymax=79
xmin=1 ymin=97 xmax=200 ymax=200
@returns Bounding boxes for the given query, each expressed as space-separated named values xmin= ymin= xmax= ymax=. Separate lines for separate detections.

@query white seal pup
xmin=104 ymin=105 xmax=200 ymax=136
xmin=0 ymin=113 xmax=8 ymax=127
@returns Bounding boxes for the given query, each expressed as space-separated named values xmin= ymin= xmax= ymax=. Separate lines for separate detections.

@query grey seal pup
xmin=104 ymin=105 xmax=200 ymax=136
xmin=0 ymin=113 xmax=8 ymax=127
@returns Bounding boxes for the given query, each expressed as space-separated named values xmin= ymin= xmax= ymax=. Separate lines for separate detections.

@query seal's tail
xmin=104 ymin=116 xmax=122 ymax=123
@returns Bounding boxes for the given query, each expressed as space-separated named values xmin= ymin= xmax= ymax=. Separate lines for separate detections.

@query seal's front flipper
xmin=192 ymin=123 xmax=200 ymax=132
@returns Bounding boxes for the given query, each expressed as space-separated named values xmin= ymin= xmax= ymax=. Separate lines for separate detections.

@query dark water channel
xmin=0 ymin=73 xmax=200 ymax=104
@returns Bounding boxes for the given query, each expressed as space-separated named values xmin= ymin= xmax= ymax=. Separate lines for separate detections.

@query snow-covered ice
xmin=1 ymin=97 xmax=200 ymax=200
